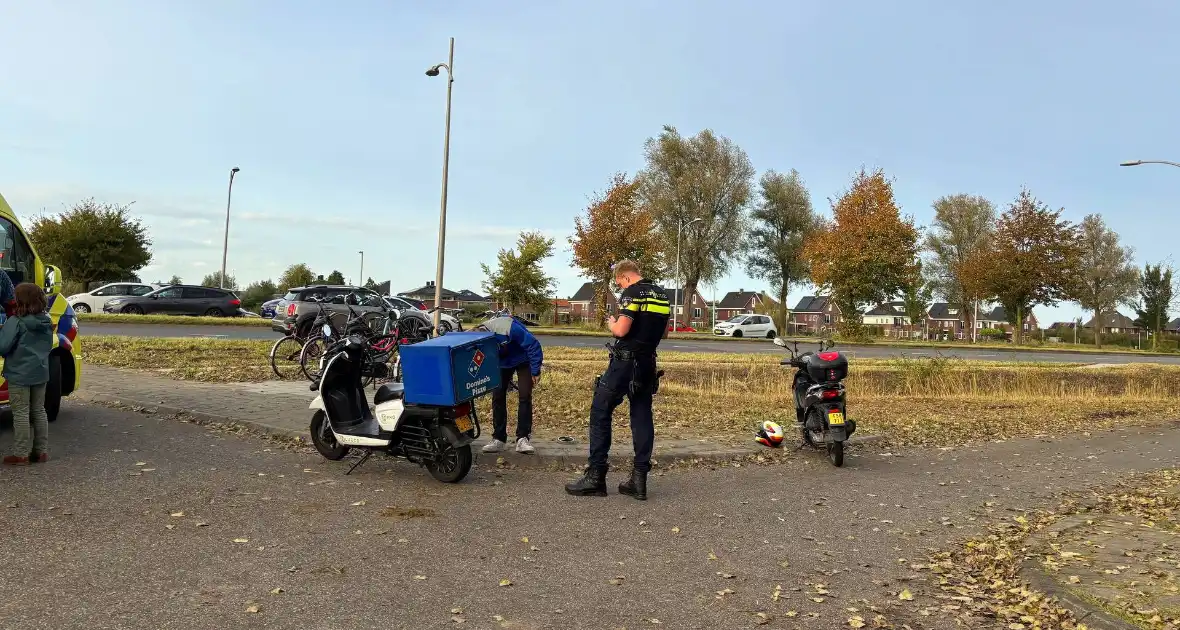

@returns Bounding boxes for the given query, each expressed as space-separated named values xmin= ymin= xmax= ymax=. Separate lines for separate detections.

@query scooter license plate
xmin=455 ymin=415 xmax=473 ymax=433
xmin=828 ymin=411 xmax=845 ymax=426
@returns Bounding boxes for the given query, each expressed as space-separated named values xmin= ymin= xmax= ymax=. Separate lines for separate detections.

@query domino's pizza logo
xmin=468 ymin=349 xmax=485 ymax=377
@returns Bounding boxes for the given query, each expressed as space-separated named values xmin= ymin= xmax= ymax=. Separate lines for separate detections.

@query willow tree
xmin=1073 ymin=214 xmax=1138 ymax=348
xmin=744 ymin=169 xmax=819 ymax=332
xmin=639 ymin=125 xmax=754 ymax=320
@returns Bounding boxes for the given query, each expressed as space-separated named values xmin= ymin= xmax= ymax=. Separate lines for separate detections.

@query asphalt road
xmin=81 ymin=322 xmax=1180 ymax=364
xmin=4 ymin=401 xmax=1180 ymax=628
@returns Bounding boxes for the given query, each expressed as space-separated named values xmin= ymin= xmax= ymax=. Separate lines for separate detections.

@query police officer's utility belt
xmin=606 ymin=343 xmax=656 ymax=362
xmin=602 ymin=343 xmax=664 ymax=395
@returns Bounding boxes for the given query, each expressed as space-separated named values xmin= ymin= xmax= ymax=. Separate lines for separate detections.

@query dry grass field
xmin=82 ymin=337 xmax=1180 ymax=448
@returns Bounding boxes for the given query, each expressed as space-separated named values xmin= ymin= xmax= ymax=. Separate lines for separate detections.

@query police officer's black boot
xmin=618 ymin=468 xmax=647 ymax=501
xmin=564 ymin=465 xmax=608 ymax=496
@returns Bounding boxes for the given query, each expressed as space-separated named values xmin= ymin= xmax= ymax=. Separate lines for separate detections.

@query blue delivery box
xmin=399 ymin=332 xmax=502 ymax=407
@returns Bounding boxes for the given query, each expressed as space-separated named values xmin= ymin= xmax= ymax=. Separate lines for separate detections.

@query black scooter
xmin=773 ymin=337 xmax=856 ymax=467
xmin=308 ymin=334 xmax=479 ymax=482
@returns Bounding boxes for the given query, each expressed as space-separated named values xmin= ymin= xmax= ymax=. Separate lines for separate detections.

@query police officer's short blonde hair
xmin=612 ymin=260 xmax=641 ymax=277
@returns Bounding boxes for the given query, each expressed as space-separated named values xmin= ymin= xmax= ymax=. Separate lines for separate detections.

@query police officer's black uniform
xmin=565 ymin=278 xmax=669 ymax=500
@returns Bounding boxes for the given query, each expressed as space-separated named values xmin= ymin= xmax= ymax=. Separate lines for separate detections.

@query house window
xmin=824 ymin=314 xmax=831 ymax=324
xmin=693 ymin=307 xmax=701 ymax=319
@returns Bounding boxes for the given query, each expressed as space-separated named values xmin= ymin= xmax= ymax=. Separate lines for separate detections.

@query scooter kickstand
xmin=345 ymin=450 xmax=373 ymax=475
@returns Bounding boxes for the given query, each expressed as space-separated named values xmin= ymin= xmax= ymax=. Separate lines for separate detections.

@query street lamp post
xmin=426 ymin=38 xmax=455 ymax=330
xmin=1120 ymin=159 xmax=1180 ymax=169
xmin=673 ymin=217 xmax=703 ymax=331
xmin=220 ymin=167 xmax=240 ymax=289
xmin=358 ymin=251 xmax=364 ymax=287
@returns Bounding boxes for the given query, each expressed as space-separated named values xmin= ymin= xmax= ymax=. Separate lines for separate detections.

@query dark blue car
xmin=260 ymin=298 xmax=282 ymax=319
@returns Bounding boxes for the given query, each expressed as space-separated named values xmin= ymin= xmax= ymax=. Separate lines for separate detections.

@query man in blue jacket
xmin=477 ymin=315 xmax=543 ymax=454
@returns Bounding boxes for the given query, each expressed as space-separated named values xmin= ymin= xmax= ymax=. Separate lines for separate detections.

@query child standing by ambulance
xmin=1 ymin=283 xmax=54 ymax=465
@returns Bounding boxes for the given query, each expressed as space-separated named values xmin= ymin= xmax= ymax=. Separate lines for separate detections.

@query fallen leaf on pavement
xmin=170 ymin=511 xmax=184 ymax=518
xmin=245 ymin=604 xmax=260 ymax=614
xmin=848 ymin=616 xmax=866 ymax=628
xmin=899 ymin=588 xmax=914 ymax=601
xmin=671 ymin=527 xmax=681 ymax=533
xmin=812 ymin=597 xmax=826 ymax=603
xmin=498 ymin=579 xmax=512 ymax=587
xmin=716 ymin=572 xmax=735 ymax=579
xmin=414 ymin=575 xmax=427 ymax=580
xmin=521 ymin=537 xmax=529 ymax=543
xmin=135 ymin=462 xmax=147 ymax=466
xmin=351 ymin=500 xmax=367 ymax=507
xmin=270 ymin=588 xmax=284 ymax=595
xmin=1068 ymin=575 xmax=1081 ymax=584
xmin=233 ymin=538 xmax=249 ymax=544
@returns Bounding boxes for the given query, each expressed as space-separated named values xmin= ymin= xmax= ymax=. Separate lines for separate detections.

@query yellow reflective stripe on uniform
xmin=624 ymin=302 xmax=641 ymax=312
xmin=627 ymin=297 xmax=670 ymax=315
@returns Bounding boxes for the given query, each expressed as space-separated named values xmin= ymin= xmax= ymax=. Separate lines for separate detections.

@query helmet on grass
xmin=755 ymin=420 xmax=785 ymax=448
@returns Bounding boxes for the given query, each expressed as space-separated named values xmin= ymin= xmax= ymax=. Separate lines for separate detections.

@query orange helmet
xmin=755 ymin=420 xmax=785 ymax=448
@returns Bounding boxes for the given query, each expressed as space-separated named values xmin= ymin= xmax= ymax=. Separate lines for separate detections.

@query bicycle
xmin=269 ymin=297 xmax=335 ymax=379
xmin=300 ymin=299 xmax=378 ymax=381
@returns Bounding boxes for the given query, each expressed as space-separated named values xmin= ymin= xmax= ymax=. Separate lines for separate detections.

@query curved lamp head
xmin=1120 ymin=160 xmax=1143 ymax=167
xmin=425 ymin=64 xmax=444 ymax=77
xmin=231 ymin=167 xmax=241 ymax=174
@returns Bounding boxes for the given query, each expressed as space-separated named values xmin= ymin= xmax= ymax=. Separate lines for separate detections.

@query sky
xmin=2 ymin=0 xmax=1178 ymax=325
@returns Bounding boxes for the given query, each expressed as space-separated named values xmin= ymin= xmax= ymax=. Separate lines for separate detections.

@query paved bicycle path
xmin=6 ymin=399 xmax=1180 ymax=628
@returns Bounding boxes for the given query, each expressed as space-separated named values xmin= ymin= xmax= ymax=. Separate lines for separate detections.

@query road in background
xmin=80 ymin=322 xmax=1180 ymax=364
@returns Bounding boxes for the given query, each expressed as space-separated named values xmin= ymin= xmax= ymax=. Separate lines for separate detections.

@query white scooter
xmin=308 ymin=333 xmax=478 ymax=482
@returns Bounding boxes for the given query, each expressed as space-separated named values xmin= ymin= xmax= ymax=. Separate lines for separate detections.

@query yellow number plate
xmin=455 ymin=415 xmax=473 ymax=432
xmin=828 ymin=411 xmax=845 ymax=426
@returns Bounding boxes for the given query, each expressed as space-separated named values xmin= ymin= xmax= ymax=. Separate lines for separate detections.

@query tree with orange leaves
xmin=803 ymin=168 xmax=919 ymax=338
xmin=959 ymin=188 xmax=1081 ymax=344
xmin=570 ymin=173 xmax=666 ymax=327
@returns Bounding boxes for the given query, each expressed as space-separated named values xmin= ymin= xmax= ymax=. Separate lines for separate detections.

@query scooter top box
xmin=399 ymin=332 xmax=502 ymax=407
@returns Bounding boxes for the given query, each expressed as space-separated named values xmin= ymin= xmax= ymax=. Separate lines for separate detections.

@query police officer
xmin=565 ymin=259 xmax=669 ymax=500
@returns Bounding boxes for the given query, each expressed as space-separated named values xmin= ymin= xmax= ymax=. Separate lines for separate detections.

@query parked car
xmin=67 ymin=282 xmax=161 ymax=313
xmin=103 ymin=285 xmax=243 ymax=317
xmin=713 ymin=314 xmax=777 ymax=339
xmin=668 ymin=322 xmax=697 ymax=333
xmin=398 ymin=296 xmax=428 ymax=311
xmin=271 ymin=285 xmax=389 ymax=337
xmin=260 ymin=296 xmax=282 ymax=319
xmin=384 ymin=295 xmax=462 ymax=333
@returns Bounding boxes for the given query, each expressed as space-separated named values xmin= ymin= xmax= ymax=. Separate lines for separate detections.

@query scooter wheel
xmin=827 ymin=441 xmax=845 ymax=467
xmin=310 ymin=411 xmax=351 ymax=460
xmin=425 ymin=424 xmax=473 ymax=483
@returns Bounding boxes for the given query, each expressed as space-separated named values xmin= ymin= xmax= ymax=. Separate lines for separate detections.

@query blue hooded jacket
xmin=480 ymin=316 xmax=543 ymax=376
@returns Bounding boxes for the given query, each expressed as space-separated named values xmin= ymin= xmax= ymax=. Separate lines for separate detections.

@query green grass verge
xmin=78 ymin=313 xmax=273 ymax=327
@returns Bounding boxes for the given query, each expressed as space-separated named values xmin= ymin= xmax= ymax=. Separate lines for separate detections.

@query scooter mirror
xmin=773 ymin=337 xmax=788 ymax=347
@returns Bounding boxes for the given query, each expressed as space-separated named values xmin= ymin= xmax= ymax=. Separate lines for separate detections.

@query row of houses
xmin=397 ymin=278 xmax=1180 ymax=335
xmin=567 ymin=282 xmax=771 ymax=324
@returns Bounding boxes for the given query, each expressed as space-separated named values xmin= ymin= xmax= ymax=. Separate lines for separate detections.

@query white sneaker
xmin=482 ymin=439 xmax=507 ymax=453
xmin=516 ymin=437 xmax=535 ymax=454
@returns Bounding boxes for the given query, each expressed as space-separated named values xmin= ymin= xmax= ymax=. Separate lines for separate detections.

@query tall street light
xmin=673 ymin=217 xmax=703 ymax=331
xmin=426 ymin=37 xmax=455 ymax=330
xmin=1120 ymin=159 xmax=1180 ymax=169
xmin=220 ymin=167 xmax=241 ymax=289
xmin=358 ymin=250 xmax=365 ymax=287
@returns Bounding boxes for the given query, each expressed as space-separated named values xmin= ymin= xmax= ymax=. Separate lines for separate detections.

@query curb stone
xmin=70 ymin=391 xmax=888 ymax=470
xmin=1018 ymin=514 xmax=1143 ymax=630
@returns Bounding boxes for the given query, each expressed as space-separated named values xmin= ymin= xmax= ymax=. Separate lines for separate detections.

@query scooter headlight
xmin=322 ymin=323 xmax=334 ymax=337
